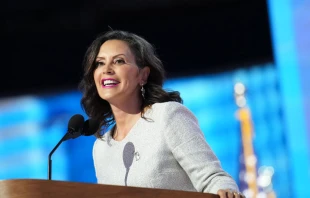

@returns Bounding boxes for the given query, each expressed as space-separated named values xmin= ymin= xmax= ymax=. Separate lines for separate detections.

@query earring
xmin=141 ymin=84 xmax=145 ymax=99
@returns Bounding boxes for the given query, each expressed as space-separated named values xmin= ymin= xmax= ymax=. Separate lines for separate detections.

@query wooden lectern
xmin=0 ymin=179 xmax=219 ymax=198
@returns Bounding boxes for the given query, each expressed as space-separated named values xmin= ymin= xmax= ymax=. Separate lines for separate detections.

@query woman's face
xmin=93 ymin=39 xmax=149 ymax=105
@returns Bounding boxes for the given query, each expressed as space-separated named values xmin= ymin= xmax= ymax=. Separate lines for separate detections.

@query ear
xmin=140 ymin=66 xmax=150 ymax=84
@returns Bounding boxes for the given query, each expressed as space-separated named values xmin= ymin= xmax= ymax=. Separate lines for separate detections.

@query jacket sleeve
xmin=162 ymin=102 xmax=239 ymax=194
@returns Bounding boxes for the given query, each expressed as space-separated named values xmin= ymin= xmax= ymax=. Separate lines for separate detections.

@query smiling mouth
xmin=101 ymin=79 xmax=120 ymax=87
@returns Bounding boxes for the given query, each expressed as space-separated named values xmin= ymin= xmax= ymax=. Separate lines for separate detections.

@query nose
xmin=102 ymin=63 xmax=114 ymax=75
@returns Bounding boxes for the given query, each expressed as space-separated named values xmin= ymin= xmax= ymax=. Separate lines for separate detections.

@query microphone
xmin=47 ymin=115 xmax=100 ymax=180
xmin=61 ymin=116 xmax=100 ymax=140
xmin=63 ymin=114 xmax=85 ymax=141
xmin=48 ymin=114 xmax=85 ymax=180
xmin=82 ymin=118 xmax=100 ymax=136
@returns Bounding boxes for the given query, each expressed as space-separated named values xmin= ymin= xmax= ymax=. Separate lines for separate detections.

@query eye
xmin=114 ymin=58 xmax=126 ymax=65
xmin=95 ymin=61 xmax=105 ymax=67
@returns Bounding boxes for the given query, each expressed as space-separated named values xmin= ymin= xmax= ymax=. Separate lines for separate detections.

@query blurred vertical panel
xmin=267 ymin=0 xmax=310 ymax=197
xmin=292 ymin=1 xmax=310 ymax=170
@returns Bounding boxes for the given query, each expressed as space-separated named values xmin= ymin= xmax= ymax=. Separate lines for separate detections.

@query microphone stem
xmin=48 ymin=132 xmax=70 ymax=180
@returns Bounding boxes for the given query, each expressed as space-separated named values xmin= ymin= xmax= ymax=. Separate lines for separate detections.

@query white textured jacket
xmin=93 ymin=101 xmax=238 ymax=194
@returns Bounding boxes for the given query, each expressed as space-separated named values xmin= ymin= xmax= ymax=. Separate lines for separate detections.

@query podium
xmin=0 ymin=179 xmax=219 ymax=198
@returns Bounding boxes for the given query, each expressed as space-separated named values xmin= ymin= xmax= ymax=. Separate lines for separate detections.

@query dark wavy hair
xmin=79 ymin=30 xmax=182 ymax=137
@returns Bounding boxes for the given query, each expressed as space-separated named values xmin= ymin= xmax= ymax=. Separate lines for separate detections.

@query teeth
xmin=103 ymin=80 xmax=118 ymax=86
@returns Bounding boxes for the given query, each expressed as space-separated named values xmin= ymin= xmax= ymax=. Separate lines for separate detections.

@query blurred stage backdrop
xmin=1 ymin=1 xmax=309 ymax=198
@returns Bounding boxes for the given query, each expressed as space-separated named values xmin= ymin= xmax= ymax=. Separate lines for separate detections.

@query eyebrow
xmin=96 ymin=54 xmax=126 ymax=60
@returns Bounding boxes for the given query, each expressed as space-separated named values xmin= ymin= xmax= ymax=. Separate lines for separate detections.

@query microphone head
xmin=68 ymin=114 xmax=85 ymax=133
xmin=82 ymin=118 xmax=100 ymax=136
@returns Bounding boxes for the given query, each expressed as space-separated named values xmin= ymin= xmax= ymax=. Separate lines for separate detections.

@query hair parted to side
xmin=78 ymin=30 xmax=183 ymax=137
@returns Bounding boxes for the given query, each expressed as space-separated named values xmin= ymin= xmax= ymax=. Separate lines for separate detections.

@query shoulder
xmin=151 ymin=101 xmax=197 ymax=120
xmin=152 ymin=101 xmax=191 ymax=113
xmin=153 ymin=102 xmax=203 ymax=150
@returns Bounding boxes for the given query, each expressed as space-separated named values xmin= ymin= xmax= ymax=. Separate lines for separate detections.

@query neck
xmin=110 ymin=97 xmax=143 ymax=140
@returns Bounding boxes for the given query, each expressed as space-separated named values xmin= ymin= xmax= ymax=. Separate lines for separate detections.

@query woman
xmin=79 ymin=30 xmax=244 ymax=198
